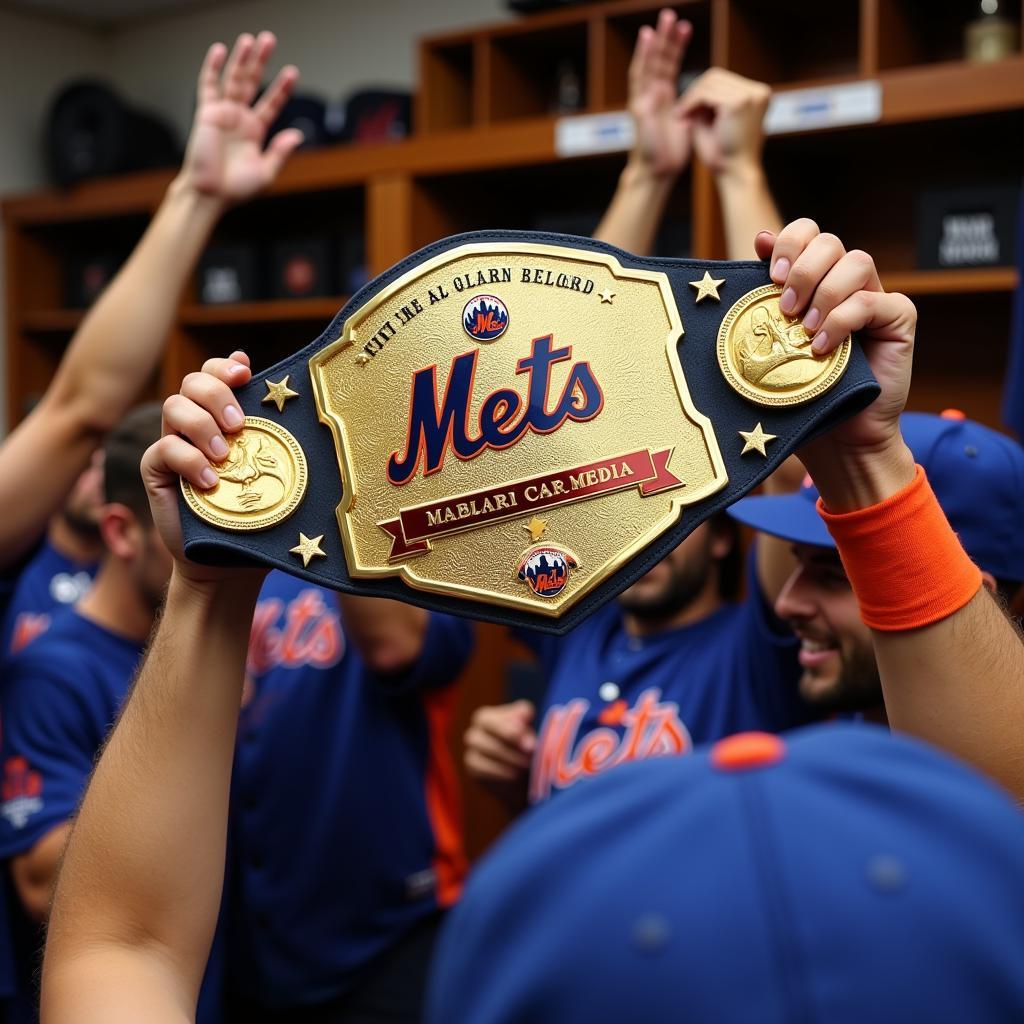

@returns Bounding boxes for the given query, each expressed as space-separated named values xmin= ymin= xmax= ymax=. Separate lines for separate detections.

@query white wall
xmin=0 ymin=10 xmax=109 ymax=192
xmin=0 ymin=0 xmax=512 ymax=433
xmin=107 ymin=0 xmax=510 ymax=139
xmin=0 ymin=9 xmax=109 ymax=429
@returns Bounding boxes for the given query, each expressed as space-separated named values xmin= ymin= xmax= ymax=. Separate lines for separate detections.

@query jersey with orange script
xmin=225 ymin=571 xmax=474 ymax=1010
xmin=522 ymin=558 xmax=812 ymax=803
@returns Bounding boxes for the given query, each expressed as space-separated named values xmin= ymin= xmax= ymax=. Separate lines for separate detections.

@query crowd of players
xmin=0 ymin=11 xmax=1021 ymax=1024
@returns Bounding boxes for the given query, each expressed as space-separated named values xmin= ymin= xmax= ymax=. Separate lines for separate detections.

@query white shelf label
xmin=764 ymin=80 xmax=882 ymax=135
xmin=555 ymin=111 xmax=635 ymax=158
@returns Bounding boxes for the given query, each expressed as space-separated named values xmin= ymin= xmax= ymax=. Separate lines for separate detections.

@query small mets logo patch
xmin=463 ymin=294 xmax=509 ymax=341
xmin=517 ymin=545 xmax=578 ymax=599
xmin=1 ymin=756 xmax=43 ymax=830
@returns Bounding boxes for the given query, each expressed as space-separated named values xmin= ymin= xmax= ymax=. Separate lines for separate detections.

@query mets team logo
xmin=517 ymin=546 xmax=578 ymax=599
xmin=1 ymin=756 xmax=43 ymax=829
xmin=462 ymin=294 xmax=509 ymax=341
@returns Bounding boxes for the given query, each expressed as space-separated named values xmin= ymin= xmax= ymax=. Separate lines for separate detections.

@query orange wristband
xmin=817 ymin=465 xmax=982 ymax=632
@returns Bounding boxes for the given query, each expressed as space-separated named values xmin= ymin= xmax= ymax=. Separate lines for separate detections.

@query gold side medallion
xmin=181 ymin=416 xmax=308 ymax=531
xmin=718 ymin=285 xmax=850 ymax=406
xmin=309 ymin=242 xmax=729 ymax=619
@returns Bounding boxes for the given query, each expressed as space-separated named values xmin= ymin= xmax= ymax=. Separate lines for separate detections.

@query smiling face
xmin=773 ymin=543 xmax=882 ymax=713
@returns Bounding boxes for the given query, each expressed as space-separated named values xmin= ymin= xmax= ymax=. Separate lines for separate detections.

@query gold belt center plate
xmin=310 ymin=242 xmax=728 ymax=617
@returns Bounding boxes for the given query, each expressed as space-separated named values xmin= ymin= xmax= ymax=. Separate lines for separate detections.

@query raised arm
xmin=42 ymin=352 xmax=262 ymax=1023
xmin=593 ymin=8 xmax=692 ymax=256
xmin=678 ymin=68 xmax=780 ymax=257
xmin=760 ymin=221 xmax=1024 ymax=798
xmin=593 ymin=8 xmax=780 ymax=260
xmin=0 ymin=32 xmax=301 ymax=569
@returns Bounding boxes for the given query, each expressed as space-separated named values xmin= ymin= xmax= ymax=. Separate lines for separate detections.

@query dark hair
xmin=996 ymin=578 xmax=1022 ymax=603
xmin=712 ymin=512 xmax=743 ymax=602
xmin=102 ymin=402 xmax=163 ymax=520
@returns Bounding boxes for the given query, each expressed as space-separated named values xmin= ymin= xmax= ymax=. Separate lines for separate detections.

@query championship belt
xmin=180 ymin=231 xmax=878 ymax=634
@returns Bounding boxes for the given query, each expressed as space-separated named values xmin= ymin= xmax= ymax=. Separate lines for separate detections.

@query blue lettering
xmin=387 ymin=334 xmax=604 ymax=486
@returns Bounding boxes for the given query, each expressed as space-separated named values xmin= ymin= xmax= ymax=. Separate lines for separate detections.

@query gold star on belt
xmin=689 ymin=271 xmax=726 ymax=303
xmin=524 ymin=516 xmax=548 ymax=542
xmin=261 ymin=375 xmax=299 ymax=413
xmin=290 ymin=532 xmax=327 ymax=567
xmin=738 ymin=422 xmax=778 ymax=457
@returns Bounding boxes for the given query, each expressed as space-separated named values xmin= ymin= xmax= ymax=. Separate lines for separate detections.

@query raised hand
xmin=678 ymin=68 xmax=771 ymax=178
xmin=180 ymin=31 xmax=302 ymax=204
xmin=464 ymin=700 xmax=537 ymax=810
xmin=628 ymin=8 xmax=694 ymax=178
xmin=755 ymin=222 xmax=918 ymax=506
xmin=142 ymin=350 xmax=267 ymax=583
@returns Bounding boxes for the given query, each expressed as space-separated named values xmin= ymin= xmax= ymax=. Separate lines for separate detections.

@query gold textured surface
xmin=310 ymin=243 xmax=728 ymax=617
xmin=181 ymin=416 xmax=307 ymax=532
xmin=718 ymin=285 xmax=850 ymax=406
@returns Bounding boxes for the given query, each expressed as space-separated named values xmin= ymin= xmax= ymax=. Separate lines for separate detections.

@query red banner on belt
xmin=379 ymin=448 xmax=682 ymax=560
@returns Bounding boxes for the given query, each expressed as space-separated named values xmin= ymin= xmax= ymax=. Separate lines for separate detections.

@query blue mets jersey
xmin=0 ymin=607 xmax=224 ymax=1023
xmin=0 ymin=550 xmax=44 ymax=1007
xmin=523 ymin=559 xmax=810 ymax=803
xmin=0 ymin=609 xmax=140 ymax=854
xmin=0 ymin=609 xmax=141 ymax=1022
xmin=0 ymin=541 xmax=97 ymax=657
xmin=226 ymin=571 xmax=474 ymax=1009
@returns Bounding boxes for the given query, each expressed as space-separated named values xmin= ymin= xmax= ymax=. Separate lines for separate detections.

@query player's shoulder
xmin=6 ymin=611 xmax=131 ymax=690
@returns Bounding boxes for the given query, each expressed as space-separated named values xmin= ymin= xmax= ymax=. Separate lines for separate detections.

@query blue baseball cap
xmin=728 ymin=411 xmax=1024 ymax=582
xmin=427 ymin=725 xmax=1024 ymax=1023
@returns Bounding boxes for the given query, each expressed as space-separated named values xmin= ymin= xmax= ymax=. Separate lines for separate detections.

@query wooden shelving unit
xmin=178 ymin=297 xmax=347 ymax=327
xmin=20 ymin=309 xmax=86 ymax=333
xmin=881 ymin=267 xmax=1019 ymax=295
xmin=4 ymin=0 xmax=1022 ymax=856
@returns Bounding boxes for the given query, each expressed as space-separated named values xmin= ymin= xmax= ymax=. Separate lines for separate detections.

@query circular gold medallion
xmin=717 ymin=285 xmax=851 ymax=407
xmin=181 ymin=416 xmax=308 ymax=532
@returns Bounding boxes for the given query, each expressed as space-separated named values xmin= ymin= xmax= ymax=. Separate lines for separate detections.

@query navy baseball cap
xmin=427 ymin=725 xmax=1024 ymax=1023
xmin=728 ymin=411 xmax=1024 ymax=582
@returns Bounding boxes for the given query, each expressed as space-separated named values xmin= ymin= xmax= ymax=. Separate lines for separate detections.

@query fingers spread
xmin=261 ymin=127 xmax=304 ymax=179
xmin=197 ymin=42 xmax=227 ymax=105
xmin=630 ymin=9 xmax=690 ymax=97
xmin=650 ymin=8 xmax=686 ymax=83
xmin=628 ymin=25 xmax=655 ymax=94
xmin=222 ymin=32 xmax=255 ymax=102
xmin=253 ymin=64 xmax=299 ymax=127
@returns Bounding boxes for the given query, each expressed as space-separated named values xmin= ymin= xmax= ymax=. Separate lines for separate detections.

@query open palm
xmin=629 ymin=9 xmax=693 ymax=177
xmin=183 ymin=31 xmax=302 ymax=204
